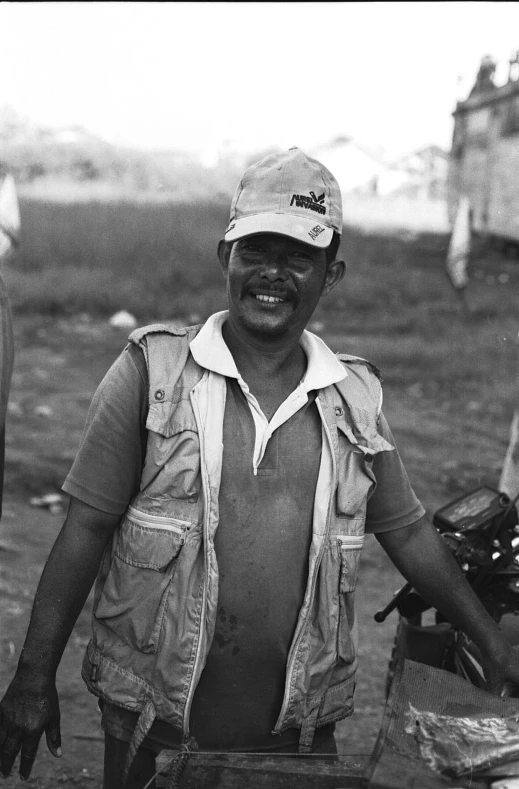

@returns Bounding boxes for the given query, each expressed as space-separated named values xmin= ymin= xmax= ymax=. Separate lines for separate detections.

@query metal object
xmin=374 ymin=582 xmax=413 ymax=623
xmin=380 ymin=485 xmax=519 ymax=700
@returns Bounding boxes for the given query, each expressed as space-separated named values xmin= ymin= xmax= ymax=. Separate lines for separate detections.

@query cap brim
xmin=224 ymin=213 xmax=334 ymax=249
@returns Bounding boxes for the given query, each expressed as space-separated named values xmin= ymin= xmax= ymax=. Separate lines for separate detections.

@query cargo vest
xmin=81 ymin=322 xmax=394 ymax=770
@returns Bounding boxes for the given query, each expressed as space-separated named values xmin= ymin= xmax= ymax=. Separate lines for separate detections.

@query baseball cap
xmin=225 ymin=147 xmax=343 ymax=249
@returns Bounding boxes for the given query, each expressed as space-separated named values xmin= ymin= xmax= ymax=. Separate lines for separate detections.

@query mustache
xmin=245 ymin=284 xmax=297 ymax=300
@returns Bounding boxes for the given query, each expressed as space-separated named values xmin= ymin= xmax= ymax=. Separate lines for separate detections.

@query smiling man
xmin=2 ymin=149 xmax=519 ymax=789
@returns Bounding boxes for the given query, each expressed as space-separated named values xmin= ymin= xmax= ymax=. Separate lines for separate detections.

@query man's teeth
xmin=255 ymin=294 xmax=284 ymax=303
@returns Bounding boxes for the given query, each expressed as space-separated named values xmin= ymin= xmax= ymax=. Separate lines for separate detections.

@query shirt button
xmin=155 ymin=389 xmax=165 ymax=401
xmin=335 ymin=406 xmax=344 ymax=417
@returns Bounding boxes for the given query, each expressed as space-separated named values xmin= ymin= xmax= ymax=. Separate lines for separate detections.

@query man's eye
xmin=290 ymin=251 xmax=312 ymax=261
xmin=243 ymin=244 xmax=263 ymax=253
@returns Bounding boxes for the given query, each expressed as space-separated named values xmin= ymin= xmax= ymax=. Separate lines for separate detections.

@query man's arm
xmin=0 ymin=497 xmax=120 ymax=781
xmin=376 ymin=514 xmax=519 ymax=694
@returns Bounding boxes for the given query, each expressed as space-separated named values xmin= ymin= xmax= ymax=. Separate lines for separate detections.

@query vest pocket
xmin=94 ymin=509 xmax=188 ymax=653
xmin=336 ymin=425 xmax=375 ymax=518
xmin=319 ymin=675 xmax=355 ymax=723
xmin=143 ymin=401 xmax=201 ymax=501
xmin=336 ymin=536 xmax=363 ymax=667
xmin=337 ymin=535 xmax=364 ymax=593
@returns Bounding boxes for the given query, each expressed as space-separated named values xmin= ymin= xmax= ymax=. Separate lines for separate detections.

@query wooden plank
xmin=157 ymin=752 xmax=369 ymax=788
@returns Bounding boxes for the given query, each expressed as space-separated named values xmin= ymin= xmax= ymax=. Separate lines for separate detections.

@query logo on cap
xmin=290 ymin=191 xmax=326 ymax=215
xmin=308 ymin=224 xmax=325 ymax=241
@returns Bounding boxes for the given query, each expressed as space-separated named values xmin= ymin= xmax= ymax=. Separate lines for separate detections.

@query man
xmin=0 ymin=174 xmax=20 ymax=519
xmin=499 ymin=330 xmax=519 ymax=507
xmin=1 ymin=149 xmax=519 ymax=789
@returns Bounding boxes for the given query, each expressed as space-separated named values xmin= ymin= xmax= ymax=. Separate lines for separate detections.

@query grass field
xmin=5 ymin=198 xmax=229 ymax=319
xmin=4 ymin=194 xmax=447 ymax=320
xmin=1 ymin=195 xmax=519 ymax=786
xmin=5 ymin=195 xmax=519 ymax=410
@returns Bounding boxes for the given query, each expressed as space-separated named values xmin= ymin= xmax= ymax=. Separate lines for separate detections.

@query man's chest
xmin=221 ymin=377 xmax=322 ymax=479
xmin=209 ymin=379 xmax=324 ymax=688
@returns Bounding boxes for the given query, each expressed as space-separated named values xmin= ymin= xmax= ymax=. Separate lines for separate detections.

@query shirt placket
xmin=236 ymin=376 xmax=308 ymax=475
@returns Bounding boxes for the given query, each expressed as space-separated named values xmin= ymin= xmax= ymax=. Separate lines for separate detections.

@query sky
xmin=2 ymin=1 xmax=519 ymax=162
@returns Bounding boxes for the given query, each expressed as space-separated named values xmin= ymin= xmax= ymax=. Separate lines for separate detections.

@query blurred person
xmin=2 ymin=149 xmax=519 ymax=789
xmin=0 ymin=174 xmax=20 ymax=518
xmin=499 ymin=329 xmax=519 ymax=506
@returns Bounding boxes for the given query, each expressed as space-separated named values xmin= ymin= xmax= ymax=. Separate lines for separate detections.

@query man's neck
xmin=222 ymin=319 xmax=304 ymax=373
xmin=221 ymin=320 xmax=308 ymax=419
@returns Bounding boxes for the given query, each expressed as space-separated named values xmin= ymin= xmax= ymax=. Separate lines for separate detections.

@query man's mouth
xmin=254 ymin=294 xmax=286 ymax=304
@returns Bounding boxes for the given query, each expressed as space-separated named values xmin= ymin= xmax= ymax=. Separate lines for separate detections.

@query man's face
xmin=218 ymin=233 xmax=345 ymax=341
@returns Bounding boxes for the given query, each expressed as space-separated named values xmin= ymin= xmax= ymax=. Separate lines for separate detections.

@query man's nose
xmin=261 ymin=252 xmax=289 ymax=278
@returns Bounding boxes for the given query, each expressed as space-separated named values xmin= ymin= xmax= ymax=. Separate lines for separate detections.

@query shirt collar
xmin=189 ymin=310 xmax=347 ymax=390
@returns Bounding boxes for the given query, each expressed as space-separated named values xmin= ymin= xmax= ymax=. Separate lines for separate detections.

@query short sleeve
xmin=62 ymin=343 xmax=148 ymax=515
xmin=365 ymin=412 xmax=425 ymax=533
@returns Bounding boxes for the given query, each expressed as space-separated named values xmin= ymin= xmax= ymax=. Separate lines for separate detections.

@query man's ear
xmin=218 ymin=239 xmax=230 ymax=277
xmin=322 ymin=258 xmax=346 ymax=297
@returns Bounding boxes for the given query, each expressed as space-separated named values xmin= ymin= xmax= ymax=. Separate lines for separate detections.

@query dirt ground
xmin=0 ymin=300 xmax=515 ymax=787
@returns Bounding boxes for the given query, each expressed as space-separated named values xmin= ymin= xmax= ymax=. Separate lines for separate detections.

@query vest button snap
xmin=335 ymin=406 xmax=344 ymax=417
xmin=155 ymin=389 xmax=165 ymax=401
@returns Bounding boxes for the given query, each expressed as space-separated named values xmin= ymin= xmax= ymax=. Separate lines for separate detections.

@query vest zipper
xmin=182 ymin=386 xmax=209 ymax=737
xmin=272 ymin=396 xmax=336 ymax=734
xmin=127 ymin=505 xmax=190 ymax=538
xmin=336 ymin=535 xmax=364 ymax=548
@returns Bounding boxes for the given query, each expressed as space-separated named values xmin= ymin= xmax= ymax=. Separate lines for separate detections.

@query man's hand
xmin=0 ymin=498 xmax=119 ymax=780
xmin=481 ymin=642 xmax=519 ymax=697
xmin=0 ymin=673 xmax=61 ymax=780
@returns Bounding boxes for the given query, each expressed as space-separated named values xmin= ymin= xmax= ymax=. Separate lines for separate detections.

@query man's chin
xmin=236 ymin=311 xmax=293 ymax=338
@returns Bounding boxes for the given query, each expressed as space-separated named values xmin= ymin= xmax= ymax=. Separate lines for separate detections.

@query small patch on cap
xmin=308 ymin=224 xmax=325 ymax=241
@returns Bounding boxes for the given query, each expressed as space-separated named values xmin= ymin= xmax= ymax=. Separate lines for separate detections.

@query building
xmin=448 ymin=52 xmax=519 ymax=242
xmin=310 ymin=136 xmax=447 ymax=200
xmin=309 ymin=135 xmax=413 ymax=197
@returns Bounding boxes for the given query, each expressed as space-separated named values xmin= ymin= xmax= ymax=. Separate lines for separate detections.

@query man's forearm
xmin=17 ymin=498 xmax=120 ymax=680
xmin=376 ymin=516 xmax=509 ymax=658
